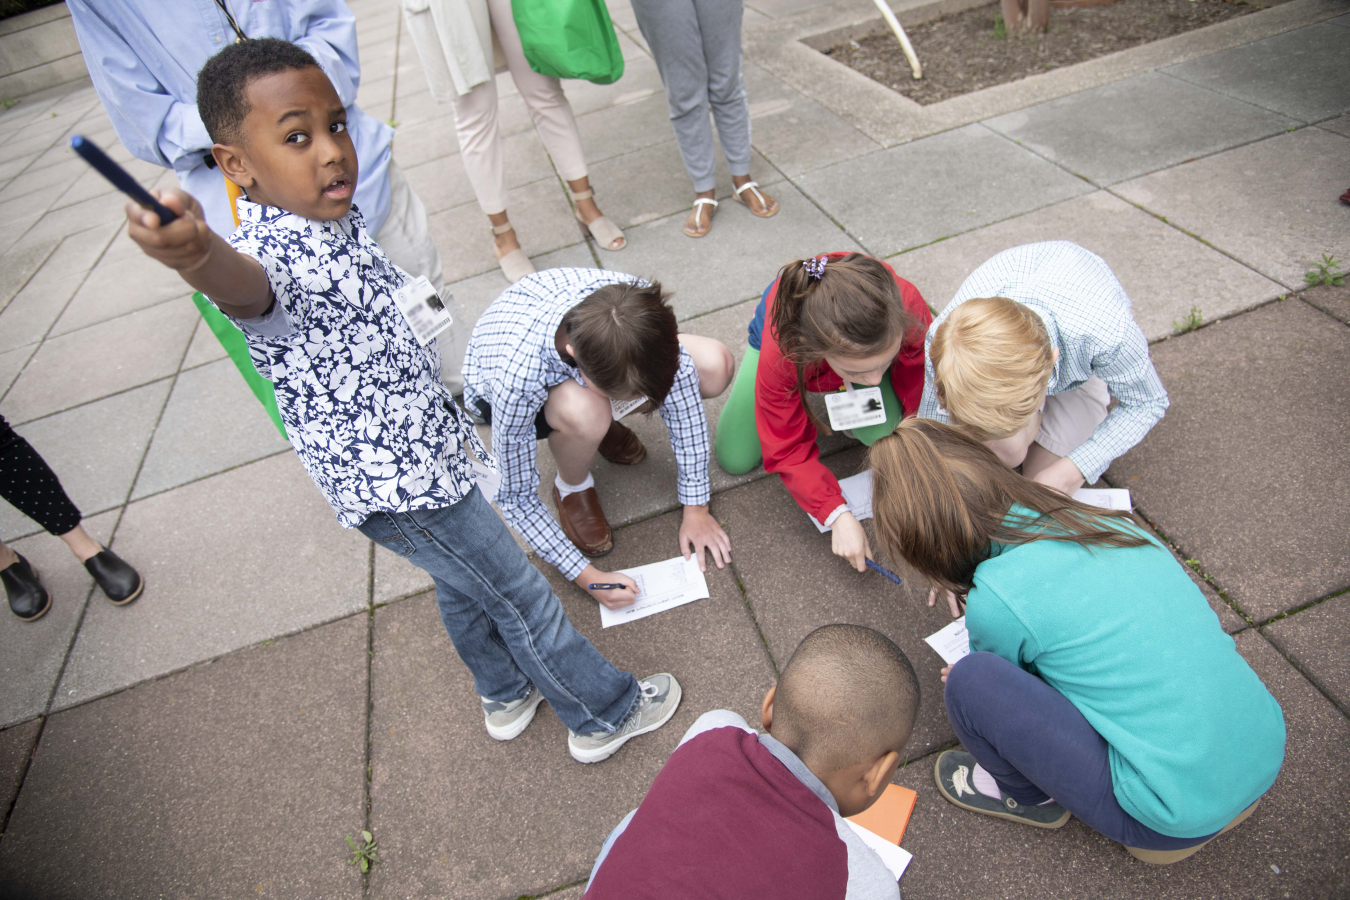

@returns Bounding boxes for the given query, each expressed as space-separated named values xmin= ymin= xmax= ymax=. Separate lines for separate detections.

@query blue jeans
xmin=945 ymin=652 xmax=1218 ymax=851
xmin=358 ymin=487 xmax=639 ymax=734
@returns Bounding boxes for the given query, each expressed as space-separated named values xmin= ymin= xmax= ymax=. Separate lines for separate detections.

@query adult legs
xmin=373 ymin=161 xmax=468 ymax=394
xmin=631 ymin=0 xmax=716 ymax=192
xmin=944 ymin=652 xmax=1214 ymax=851
xmin=693 ymin=0 xmax=750 ymax=178
xmin=359 ymin=490 xmax=639 ymax=734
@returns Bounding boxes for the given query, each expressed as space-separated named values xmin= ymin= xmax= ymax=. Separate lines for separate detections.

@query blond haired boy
xmin=917 ymin=241 xmax=1169 ymax=496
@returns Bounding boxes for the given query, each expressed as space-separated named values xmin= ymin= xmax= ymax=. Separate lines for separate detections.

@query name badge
xmin=824 ymin=384 xmax=887 ymax=431
xmin=610 ymin=396 xmax=646 ymax=421
xmin=392 ymin=276 xmax=453 ymax=347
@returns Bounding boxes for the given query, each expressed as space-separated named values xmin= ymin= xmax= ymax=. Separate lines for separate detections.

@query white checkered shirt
xmin=462 ymin=268 xmax=711 ymax=580
xmin=917 ymin=241 xmax=1169 ymax=482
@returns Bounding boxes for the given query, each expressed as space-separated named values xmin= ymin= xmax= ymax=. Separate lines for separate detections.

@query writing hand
xmin=576 ymin=565 xmax=638 ymax=610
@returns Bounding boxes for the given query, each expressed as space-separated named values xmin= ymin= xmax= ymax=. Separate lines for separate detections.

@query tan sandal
xmin=570 ymin=189 xmax=625 ymax=251
xmin=733 ymin=181 xmax=779 ymax=218
xmin=491 ymin=221 xmax=535 ymax=284
xmin=684 ymin=197 xmax=718 ymax=238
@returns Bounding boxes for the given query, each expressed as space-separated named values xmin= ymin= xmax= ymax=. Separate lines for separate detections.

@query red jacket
xmin=755 ymin=253 xmax=932 ymax=523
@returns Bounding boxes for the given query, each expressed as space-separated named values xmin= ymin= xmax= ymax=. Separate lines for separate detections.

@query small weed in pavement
xmin=1305 ymin=254 xmax=1345 ymax=287
xmin=346 ymin=830 xmax=379 ymax=873
xmin=0 ymin=98 xmax=15 ymax=110
xmin=992 ymin=14 xmax=1007 ymax=39
xmin=1173 ymin=305 xmax=1203 ymax=333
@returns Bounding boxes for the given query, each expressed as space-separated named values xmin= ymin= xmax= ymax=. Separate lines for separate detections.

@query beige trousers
xmin=447 ymin=0 xmax=590 ymax=214
xmin=375 ymin=160 xmax=467 ymax=394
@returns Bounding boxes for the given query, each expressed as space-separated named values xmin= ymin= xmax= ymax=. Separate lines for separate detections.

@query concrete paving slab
xmin=890 ymin=631 xmax=1350 ymax=900
xmin=367 ymin=509 xmax=773 ymax=900
xmin=0 ymin=184 xmax=62 ymax=229
xmin=1107 ymin=298 xmax=1350 ymax=621
xmin=0 ymin=156 xmax=84 ymax=206
xmin=984 ymin=72 xmax=1297 ymax=186
xmin=715 ymin=446 xmax=963 ymax=759
xmin=742 ymin=62 xmax=881 ymax=178
xmin=608 ymin=181 xmax=861 ymax=319
xmin=1262 ymin=593 xmax=1350 ymax=715
xmin=429 ymin=178 xmax=582 ymax=284
xmin=1115 ymin=128 xmax=1350 ymax=289
xmin=797 ymin=124 xmax=1092 ymax=258
xmin=748 ymin=0 xmax=835 ymax=16
xmin=0 ymin=272 xmax=85 ymax=354
xmin=50 ymin=153 xmax=159 ymax=210
xmin=0 ymin=718 xmax=40 ymax=822
xmin=27 ymin=219 xmax=118 ymax=284
xmin=1137 ymin=517 xmax=1248 ymax=635
xmin=179 ymin=316 xmax=229 ymax=370
xmin=7 ymin=189 xmax=126 ymax=255
xmin=576 ymin=91 xmax=681 ymax=165
xmin=443 ymin=242 xmax=597 ymax=333
xmin=0 ymin=614 xmax=367 ymax=900
xmin=52 ymin=453 xmax=370 ymax=710
xmin=51 ymin=251 xmax=192 ymax=335
xmin=132 ymin=358 xmax=292 ymax=500
xmin=0 ymin=297 xmax=198 ymax=424
xmin=584 ymin=139 xmax=783 ymax=230
xmin=1299 ymin=280 xmax=1350 ymax=325
xmin=0 ymin=379 xmax=170 ymax=541
xmin=560 ymin=58 xmax=667 ymax=119
xmin=889 ymin=191 xmax=1285 ymax=339
xmin=0 ymin=238 xmax=53 ymax=312
xmin=0 ymin=510 xmax=115 ymax=729
xmin=1320 ymin=113 xmax=1350 ymax=137
xmin=389 ymin=115 xmax=461 ymax=170
xmin=1329 ymin=11 xmax=1350 ymax=25
xmin=1164 ymin=23 xmax=1350 ymax=124
xmin=0 ymin=344 xmax=34 ymax=399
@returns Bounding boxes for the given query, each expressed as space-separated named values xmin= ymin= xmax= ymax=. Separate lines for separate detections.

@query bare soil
xmin=822 ymin=0 xmax=1261 ymax=105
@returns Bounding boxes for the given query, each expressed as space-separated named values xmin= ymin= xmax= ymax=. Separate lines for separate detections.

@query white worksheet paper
xmin=1072 ymin=487 xmax=1132 ymax=511
xmin=844 ymin=820 xmax=913 ymax=882
xmin=809 ymin=470 xmax=874 ymax=533
xmin=924 ymin=616 xmax=970 ymax=665
xmin=598 ymin=555 xmax=710 ymax=628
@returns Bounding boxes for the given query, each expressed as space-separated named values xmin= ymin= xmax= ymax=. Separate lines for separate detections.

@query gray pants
xmin=630 ymin=0 xmax=751 ymax=192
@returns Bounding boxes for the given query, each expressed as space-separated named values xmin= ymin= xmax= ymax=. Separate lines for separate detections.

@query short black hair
xmin=563 ymin=279 xmax=680 ymax=407
xmin=773 ymin=624 xmax=920 ymax=772
xmin=197 ymin=38 xmax=322 ymax=145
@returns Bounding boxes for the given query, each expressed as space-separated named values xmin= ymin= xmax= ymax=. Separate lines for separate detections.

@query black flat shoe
xmin=85 ymin=549 xmax=143 ymax=605
xmin=3 ymin=554 xmax=51 ymax=621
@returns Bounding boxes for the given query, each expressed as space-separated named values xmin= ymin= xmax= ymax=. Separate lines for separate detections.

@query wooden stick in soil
xmin=871 ymin=0 xmax=922 ymax=79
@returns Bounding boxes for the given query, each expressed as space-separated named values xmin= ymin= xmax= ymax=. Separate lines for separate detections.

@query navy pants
xmin=944 ymin=652 xmax=1218 ymax=850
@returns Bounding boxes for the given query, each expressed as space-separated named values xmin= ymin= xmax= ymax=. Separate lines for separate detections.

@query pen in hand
xmin=588 ymin=583 xmax=632 ymax=591
xmin=866 ymin=559 xmax=904 ymax=586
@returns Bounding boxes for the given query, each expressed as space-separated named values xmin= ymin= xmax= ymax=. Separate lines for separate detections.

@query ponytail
xmin=768 ymin=253 xmax=917 ymax=432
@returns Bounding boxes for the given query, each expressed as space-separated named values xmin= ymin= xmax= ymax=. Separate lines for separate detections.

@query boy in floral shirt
xmin=125 ymin=38 xmax=679 ymax=764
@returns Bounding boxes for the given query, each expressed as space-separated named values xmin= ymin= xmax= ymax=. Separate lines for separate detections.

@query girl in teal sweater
xmin=868 ymin=419 xmax=1285 ymax=864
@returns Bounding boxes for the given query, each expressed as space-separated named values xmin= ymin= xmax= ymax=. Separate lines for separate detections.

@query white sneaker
xmin=482 ymin=687 xmax=545 ymax=741
xmin=567 ymin=673 xmax=682 ymax=764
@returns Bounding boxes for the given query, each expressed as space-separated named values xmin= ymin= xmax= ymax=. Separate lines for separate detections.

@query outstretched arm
xmin=125 ymin=189 xmax=272 ymax=319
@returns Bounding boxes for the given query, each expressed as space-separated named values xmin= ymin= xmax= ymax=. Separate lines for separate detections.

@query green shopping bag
xmin=191 ymin=292 xmax=288 ymax=440
xmin=511 ymin=0 xmax=625 ymax=84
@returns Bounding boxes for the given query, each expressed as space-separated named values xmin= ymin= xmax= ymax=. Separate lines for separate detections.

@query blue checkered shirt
xmin=917 ymin=242 xmax=1169 ymax=482
xmin=462 ymin=268 xmax=711 ymax=580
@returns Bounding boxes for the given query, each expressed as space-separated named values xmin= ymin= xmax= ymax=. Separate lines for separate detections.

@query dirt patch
xmin=822 ymin=0 xmax=1261 ymax=105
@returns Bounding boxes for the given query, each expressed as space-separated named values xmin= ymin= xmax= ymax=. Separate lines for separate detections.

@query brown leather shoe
xmin=553 ymin=486 xmax=614 ymax=556
xmin=598 ymin=420 xmax=646 ymax=466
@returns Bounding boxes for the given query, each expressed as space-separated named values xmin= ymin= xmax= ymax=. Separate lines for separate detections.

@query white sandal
xmin=570 ymin=189 xmax=626 ymax=251
xmin=684 ymin=197 xmax=718 ymax=238
xmin=733 ymin=181 xmax=779 ymax=218
xmin=491 ymin=221 xmax=535 ymax=284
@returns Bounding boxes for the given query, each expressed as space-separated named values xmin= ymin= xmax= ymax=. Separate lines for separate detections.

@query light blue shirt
xmin=67 ymin=0 xmax=394 ymax=238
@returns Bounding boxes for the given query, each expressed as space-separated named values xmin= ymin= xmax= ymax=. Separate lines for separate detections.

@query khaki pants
xmin=1036 ymin=376 xmax=1110 ymax=457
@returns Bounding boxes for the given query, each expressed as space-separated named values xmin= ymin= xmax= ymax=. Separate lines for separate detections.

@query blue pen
xmin=70 ymin=135 xmax=179 ymax=225
xmin=866 ymin=558 xmax=904 ymax=586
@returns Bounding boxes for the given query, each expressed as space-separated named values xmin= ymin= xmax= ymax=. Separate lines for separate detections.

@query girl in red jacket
xmin=714 ymin=253 xmax=932 ymax=571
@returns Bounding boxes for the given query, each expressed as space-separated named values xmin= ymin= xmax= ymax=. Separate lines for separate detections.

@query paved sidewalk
xmin=0 ymin=0 xmax=1347 ymax=896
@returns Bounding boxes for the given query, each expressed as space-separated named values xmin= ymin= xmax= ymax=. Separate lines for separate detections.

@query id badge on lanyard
xmin=391 ymin=276 xmax=453 ymax=347
xmin=823 ymin=383 xmax=887 ymax=431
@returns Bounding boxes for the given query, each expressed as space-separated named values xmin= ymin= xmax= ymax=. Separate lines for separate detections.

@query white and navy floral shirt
xmin=918 ymin=241 xmax=1169 ymax=482
xmin=219 ymin=199 xmax=493 ymax=528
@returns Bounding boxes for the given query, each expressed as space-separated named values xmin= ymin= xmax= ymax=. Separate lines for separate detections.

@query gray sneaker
xmin=934 ymin=749 xmax=1071 ymax=828
xmin=568 ymin=673 xmax=682 ymax=764
xmin=482 ymin=687 xmax=545 ymax=741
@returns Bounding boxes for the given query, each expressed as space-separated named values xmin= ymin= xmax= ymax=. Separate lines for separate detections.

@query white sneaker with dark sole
xmin=482 ymin=687 xmax=546 ymax=741
xmin=568 ymin=673 xmax=681 ymax=764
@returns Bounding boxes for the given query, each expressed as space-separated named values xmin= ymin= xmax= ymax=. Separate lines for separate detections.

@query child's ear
xmin=760 ymin=684 xmax=777 ymax=733
xmin=212 ymin=143 xmax=253 ymax=188
xmin=863 ymin=749 xmax=900 ymax=801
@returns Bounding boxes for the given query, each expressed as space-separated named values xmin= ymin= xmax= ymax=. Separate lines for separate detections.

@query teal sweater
xmin=966 ymin=513 xmax=1285 ymax=838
